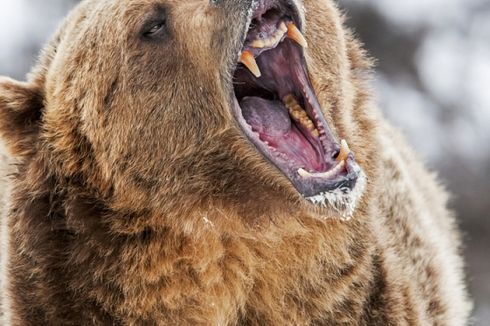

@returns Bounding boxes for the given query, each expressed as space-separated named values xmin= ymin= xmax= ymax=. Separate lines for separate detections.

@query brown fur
xmin=0 ymin=0 xmax=471 ymax=324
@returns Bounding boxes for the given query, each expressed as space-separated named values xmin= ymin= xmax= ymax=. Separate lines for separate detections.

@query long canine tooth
xmin=240 ymin=51 xmax=261 ymax=78
xmin=287 ymin=22 xmax=308 ymax=48
xmin=336 ymin=139 xmax=351 ymax=162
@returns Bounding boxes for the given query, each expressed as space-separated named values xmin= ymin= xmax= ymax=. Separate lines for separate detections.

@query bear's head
xmin=0 ymin=0 xmax=377 ymax=231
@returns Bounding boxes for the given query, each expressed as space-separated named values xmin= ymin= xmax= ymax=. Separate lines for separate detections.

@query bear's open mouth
xmin=231 ymin=0 xmax=364 ymax=206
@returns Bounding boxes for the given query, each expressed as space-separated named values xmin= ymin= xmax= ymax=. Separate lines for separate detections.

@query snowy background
xmin=0 ymin=0 xmax=489 ymax=323
xmin=338 ymin=1 xmax=490 ymax=323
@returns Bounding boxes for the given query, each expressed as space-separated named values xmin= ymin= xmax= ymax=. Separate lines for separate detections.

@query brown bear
xmin=0 ymin=0 xmax=471 ymax=324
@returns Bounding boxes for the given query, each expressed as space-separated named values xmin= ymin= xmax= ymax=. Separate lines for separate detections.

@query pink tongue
xmin=240 ymin=97 xmax=325 ymax=171
xmin=241 ymin=97 xmax=291 ymax=137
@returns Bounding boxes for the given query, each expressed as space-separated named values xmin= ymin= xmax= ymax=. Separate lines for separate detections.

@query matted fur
xmin=0 ymin=0 xmax=471 ymax=324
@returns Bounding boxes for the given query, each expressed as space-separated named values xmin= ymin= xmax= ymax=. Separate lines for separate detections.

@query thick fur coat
xmin=0 ymin=0 xmax=471 ymax=324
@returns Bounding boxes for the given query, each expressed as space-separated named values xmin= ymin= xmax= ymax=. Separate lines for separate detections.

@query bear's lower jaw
xmin=230 ymin=0 xmax=365 ymax=214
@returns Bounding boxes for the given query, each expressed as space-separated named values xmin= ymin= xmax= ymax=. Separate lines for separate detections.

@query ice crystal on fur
xmin=306 ymin=171 xmax=367 ymax=220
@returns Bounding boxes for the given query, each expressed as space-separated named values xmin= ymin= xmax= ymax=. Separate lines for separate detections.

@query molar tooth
xmin=312 ymin=130 xmax=320 ymax=138
xmin=336 ymin=139 xmax=351 ymax=162
xmin=240 ymin=50 xmax=261 ymax=78
xmin=287 ymin=22 xmax=308 ymax=48
xmin=283 ymin=94 xmax=297 ymax=107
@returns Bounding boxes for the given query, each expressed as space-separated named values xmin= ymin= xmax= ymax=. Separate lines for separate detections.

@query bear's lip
xmin=231 ymin=0 xmax=363 ymax=202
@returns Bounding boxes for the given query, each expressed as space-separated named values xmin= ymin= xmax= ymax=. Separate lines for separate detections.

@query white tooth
xmin=279 ymin=21 xmax=288 ymax=33
xmin=251 ymin=39 xmax=266 ymax=48
xmin=251 ymin=23 xmax=287 ymax=49
xmin=265 ymin=37 xmax=274 ymax=47
xmin=320 ymin=169 xmax=335 ymax=179
xmin=336 ymin=139 xmax=351 ymax=162
xmin=319 ymin=161 xmax=345 ymax=178
xmin=297 ymin=161 xmax=346 ymax=179
xmin=274 ymin=27 xmax=286 ymax=42
xmin=298 ymin=168 xmax=312 ymax=177
xmin=273 ymin=33 xmax=282 ymax=45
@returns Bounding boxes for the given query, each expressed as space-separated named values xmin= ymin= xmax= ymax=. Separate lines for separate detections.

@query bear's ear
xmin=0 ymin=77 xmax=43 ymax=157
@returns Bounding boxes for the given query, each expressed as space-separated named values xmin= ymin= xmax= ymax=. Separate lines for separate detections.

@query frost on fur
xmin=306 ymin=171 xmax=367 ymax=220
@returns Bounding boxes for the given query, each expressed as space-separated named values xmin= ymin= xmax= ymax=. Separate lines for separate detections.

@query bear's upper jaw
xmin=232 ymin=0 xmax=365 ymax=214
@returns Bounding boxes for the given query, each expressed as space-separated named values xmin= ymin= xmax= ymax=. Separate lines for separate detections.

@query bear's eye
xmin=143 ymin=20 xmax=166 ymax=38
xmin=146 ymin=22 xmax=165 ymax=35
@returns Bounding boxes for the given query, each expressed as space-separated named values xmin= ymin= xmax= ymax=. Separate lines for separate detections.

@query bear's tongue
xmin=240 ymin=96 xmax=324 ymax=171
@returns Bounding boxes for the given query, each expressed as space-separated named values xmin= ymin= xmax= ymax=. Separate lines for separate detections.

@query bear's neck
xmin=6 ymin=159 xmax=377 ymax=324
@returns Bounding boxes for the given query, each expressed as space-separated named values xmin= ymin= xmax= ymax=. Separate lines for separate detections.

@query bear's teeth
xmin=287 ymin=22 xmax=308 ymax=48
xmin=283 ymin=94 xmax=319 ymax=138
xmin=279 ymin=21 xmax=288 ymax=33
xmin=239 ymin=50 xmax=261 ymax=78
xmin=251 ymin=22 xmax=288 ymax=49
xmin=298 ymin=168 xmax=312 ymax=178
xmin=336 ymin=139 xmax=351 ymax=162
xmin=282 ymin=94 xmax=297 ymax=108
xmin=298 ymin=161 xmax=346 ymax=179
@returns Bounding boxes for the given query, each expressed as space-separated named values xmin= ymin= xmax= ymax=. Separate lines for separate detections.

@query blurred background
xmin=0 ymin=0 xmax=488 ymax=324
